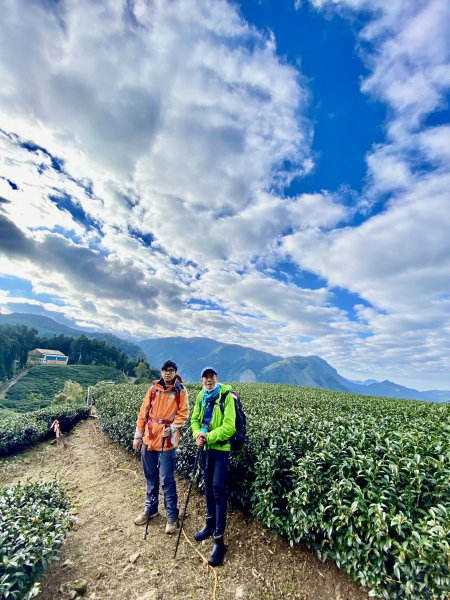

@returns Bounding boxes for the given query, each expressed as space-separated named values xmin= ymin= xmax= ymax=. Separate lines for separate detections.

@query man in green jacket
xmin=191 ymin=366 xmax=236 ymax=566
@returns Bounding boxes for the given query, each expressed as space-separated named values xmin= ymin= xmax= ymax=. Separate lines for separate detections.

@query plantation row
xmin=0 ymin=481 xmax=73 ymax=599
xmin=3 ymin=365 xmax=125 ymax=413
xmin=0 ymin=403 xmax=90 ymax=456
xmin=94 ymin=381 xmax=450 ymax=599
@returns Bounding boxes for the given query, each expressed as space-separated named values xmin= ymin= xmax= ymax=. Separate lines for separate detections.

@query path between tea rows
xmin=0 ymin=418 xmax=369 ymax=600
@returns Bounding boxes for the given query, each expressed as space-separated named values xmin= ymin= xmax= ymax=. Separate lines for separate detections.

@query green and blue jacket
xmin=191 ymin=384 xmax=236 ymax=451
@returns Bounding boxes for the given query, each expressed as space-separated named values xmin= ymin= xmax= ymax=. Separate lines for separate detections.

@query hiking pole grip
xmin=173 ymin=447 xmax=202 ymax=559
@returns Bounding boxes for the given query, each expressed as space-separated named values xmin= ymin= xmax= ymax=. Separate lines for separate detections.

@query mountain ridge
xmin=1 ymin=313 xmax=448 ymax=402
xmin=139 ymin=336 xmax=450 ymax=403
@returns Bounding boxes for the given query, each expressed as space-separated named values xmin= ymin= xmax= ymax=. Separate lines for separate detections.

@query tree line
xmin=0 ymin=324 xmax=158 ymax=381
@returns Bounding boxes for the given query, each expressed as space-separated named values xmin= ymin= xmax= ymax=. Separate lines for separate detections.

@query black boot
xmin=208 ymin=535 xmax=227 ymax=567
xmin=194 ymin=516 xmax=215 ymax=542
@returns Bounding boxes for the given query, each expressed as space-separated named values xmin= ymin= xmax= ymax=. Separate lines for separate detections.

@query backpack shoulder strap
xmin=174 ymin=382 xmax=187 ymax=409
xmin=219 ymin=389 xmax=233 ymax=414
xmin=146 ymin=386 xmax=157 ymax=420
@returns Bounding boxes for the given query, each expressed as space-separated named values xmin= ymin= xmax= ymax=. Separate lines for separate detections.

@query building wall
xmin=38 ymin=356 xmax=69 ymax=366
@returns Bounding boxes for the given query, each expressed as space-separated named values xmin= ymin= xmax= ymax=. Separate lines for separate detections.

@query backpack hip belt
xmin=147 ymin=416 xmax=175 ymax=448
xmin=149 ymin=417 xmax=174 ymax=425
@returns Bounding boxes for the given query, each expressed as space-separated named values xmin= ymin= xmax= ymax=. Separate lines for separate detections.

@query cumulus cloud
xmin=0 ymin=0 xmax=324 ymax=342
xmin=0 ymin=0 xmax=317 ymax=262
xmin=282 ymin=0 xmax=450 ymax=386
xmin=0 ymin=0 xmax=449 ymax=389
xmin=301 ymin=0 xmax=450 ymax=273
xmin=0 ymin=210 xmax=165 ymax=307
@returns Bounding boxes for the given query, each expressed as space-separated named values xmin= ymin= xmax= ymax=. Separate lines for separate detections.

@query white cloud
xmin=354 ymin=0 xmax=450 ymax=196
xmin=0 ymin=0 xmax=450 ymax=390
xmin=418 ymin=125 xmax=450 ymax=165
xmin=279 ymin=0 xmax=450 ymax=388
xmin=0 ymin=0 xmax=315 ymax=265
xmin=0 ymin=0 xmax=321 ymax=345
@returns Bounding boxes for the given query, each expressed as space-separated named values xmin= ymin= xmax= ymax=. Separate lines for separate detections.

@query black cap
xmin=201 ymin=366 xmax=217 ymax=378
xmin=161 ymin=359 xmax=178 ymax=371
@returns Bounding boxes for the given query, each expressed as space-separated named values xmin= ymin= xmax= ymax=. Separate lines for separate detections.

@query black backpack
xmin=218 ymin=390 xmax=247 ymax=451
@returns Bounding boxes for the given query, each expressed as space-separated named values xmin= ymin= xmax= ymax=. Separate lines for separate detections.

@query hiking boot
xmin=194 ymin=516 xmax=215 ymax=542
xmin=134 ymin=511 xmax=158 ymax=526
xmin=165 ymin=520 xmax=177 ymax=535
xmin=208 ymin=536 xmax=227 ymax=567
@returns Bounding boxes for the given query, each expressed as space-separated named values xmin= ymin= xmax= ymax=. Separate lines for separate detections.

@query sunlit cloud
xmin=0 ymin=0 xmax=449 ymax=390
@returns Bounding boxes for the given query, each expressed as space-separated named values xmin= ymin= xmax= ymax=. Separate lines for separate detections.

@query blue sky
xmin=0 ymin=0 xmax=449 ymax=390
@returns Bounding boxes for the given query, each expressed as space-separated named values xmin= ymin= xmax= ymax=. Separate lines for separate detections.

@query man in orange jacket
xmin=133 ymin=359 xmax=189 ymax=534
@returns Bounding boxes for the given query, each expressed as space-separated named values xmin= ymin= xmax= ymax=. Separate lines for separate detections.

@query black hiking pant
xmin=201 ymin=449 xmax=229 ymax=537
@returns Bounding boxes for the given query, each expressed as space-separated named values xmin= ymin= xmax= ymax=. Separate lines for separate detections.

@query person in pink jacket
xmin=50 ymin=418 xmax=66 ymax=448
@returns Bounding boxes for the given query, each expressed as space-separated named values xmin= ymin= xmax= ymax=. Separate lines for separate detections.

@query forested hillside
xmin=0 ymin=324 xmax=37 ymax=379
xmin=0 ymin=312 xmax=146 ymax=359
xmin=0 ymin=324 xmax=156 ymax=381
xmin=140 ymin=336 xmax=450 ymax=402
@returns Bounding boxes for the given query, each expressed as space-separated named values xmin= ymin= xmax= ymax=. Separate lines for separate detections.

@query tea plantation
xmin=0 ymin=397 xmax=91 ymax=599
xmin=0 ymin=402 xmax=90 ymax=456
xmin=0 ymin=481 xmax=74 ymax=599
xmin=3 ymin=365 xmax=125 ymax=412
xmin=94 ymin=381 xmax=450 ymax=599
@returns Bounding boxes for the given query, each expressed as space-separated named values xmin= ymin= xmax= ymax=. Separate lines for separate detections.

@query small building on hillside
xmin=28 ymin=348 xmax=69 ymax=366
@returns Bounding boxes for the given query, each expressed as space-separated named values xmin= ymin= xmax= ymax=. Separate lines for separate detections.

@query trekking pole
xmin=157 ymin=425 xmax=169 ymax=469
xmin=144 ymin=427 xmax=168 ymax=541
xmin=173 ymin=446 xmax=202 ymax=559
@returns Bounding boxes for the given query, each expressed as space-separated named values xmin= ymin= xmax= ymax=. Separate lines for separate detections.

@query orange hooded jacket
xmin=134 ymin=375 xmax=189 ymax=451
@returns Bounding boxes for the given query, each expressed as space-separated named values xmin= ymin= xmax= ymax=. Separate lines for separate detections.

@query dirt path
xmin=0 ymin=418 xmax=369 ymax=600
xmin=0 ymin=368 xmax=30 ymax=400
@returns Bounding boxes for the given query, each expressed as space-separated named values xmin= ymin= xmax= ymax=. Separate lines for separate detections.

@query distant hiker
xmin=50 ymin=418 xmax=61 ymax=438
xmin=133 ymin=360 xmax=189 ymax=534
xmin=191 ymin=366 xmax=236 ymax=566
xmin=50 ymin=418 xmax=65 ymax=447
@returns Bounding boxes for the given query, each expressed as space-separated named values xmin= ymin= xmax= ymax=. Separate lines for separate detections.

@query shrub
xmin=0 ymin=403 xmax=90 ymax=457
xmin=4 ymin=365 xmax=125 ymax=412
xmin=94 ymin=381 xmax=450 ymax=599
xmin=93 ymin=382 xmax=144 ymax=451
xmin=52 ymin=380 xmax=84 ymax=405
xmin=0 ymin=480 xmax=74 ymax=599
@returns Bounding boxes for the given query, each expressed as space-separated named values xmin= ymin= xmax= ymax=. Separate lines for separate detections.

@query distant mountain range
xmin=1 ymin=313 xmax=448 ymax=403
xmin=0 ymin=313 xmax=145 ymax=360
xmin=140 ymin=336 xmax=450 ymax=403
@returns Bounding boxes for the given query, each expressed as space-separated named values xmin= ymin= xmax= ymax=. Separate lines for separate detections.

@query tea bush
xmin=4 ymin=365 xmax=125 ymax=412
xmin=0 ymin=480 xmax=73 ymax=599
xmin=94 ymin=381 xmax=450 ymax=599
xmin=0 ymin=403 xmax=90 ymax=456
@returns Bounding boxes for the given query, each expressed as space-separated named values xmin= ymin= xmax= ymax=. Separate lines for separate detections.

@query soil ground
xmin=0 ymin=417 xmax=370 ymax=600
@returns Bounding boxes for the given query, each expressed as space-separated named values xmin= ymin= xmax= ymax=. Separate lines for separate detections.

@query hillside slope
xmin=3 ymin=365 xmax=125 ymax=412
xmin=0 ymin=419 xmax=368 ymax=600
xmin=259 ymin=355 xmax=349 ymax=391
